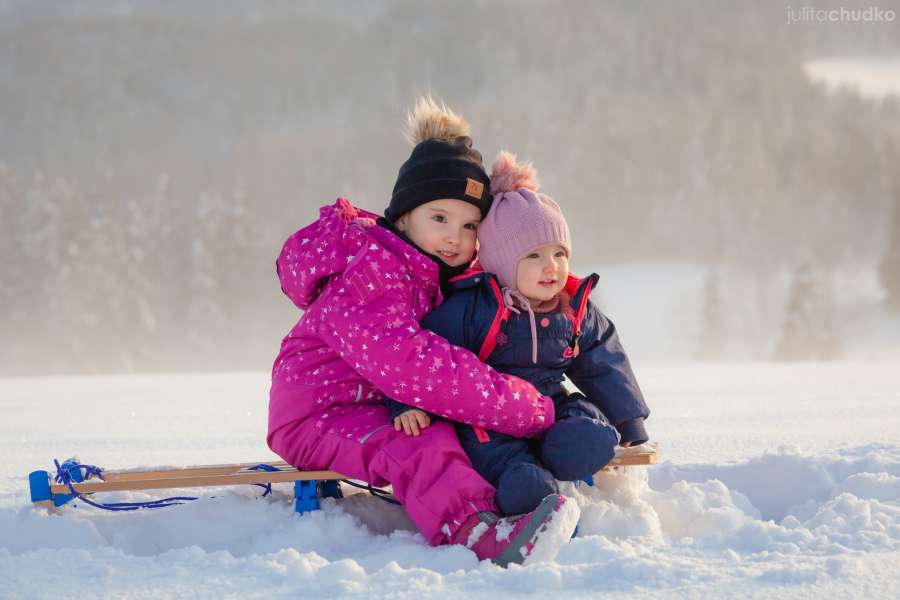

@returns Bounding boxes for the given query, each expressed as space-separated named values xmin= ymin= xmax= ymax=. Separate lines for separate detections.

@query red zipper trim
xmin=474 ymin=278 xmax=508 ymax=444
xmin=448 ymin=265 xmax=485 ymax=283
xmin=478 ymin=278 xmax=508 ymax=361
xmin=572 ymin=276 xmax=595 ymax=335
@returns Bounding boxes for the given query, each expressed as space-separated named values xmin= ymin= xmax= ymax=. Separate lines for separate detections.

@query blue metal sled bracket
xmin=294 ymin=480 xmax=320 ymax=514
xmin=319 ymin=480 xmax=343 ymax=500
xmin=293 ymin=479 xmax=343 ymax=513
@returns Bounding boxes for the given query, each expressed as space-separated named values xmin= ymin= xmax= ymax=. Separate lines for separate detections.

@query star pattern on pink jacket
xmin=268 ymin=199 xmax=554 ymax=444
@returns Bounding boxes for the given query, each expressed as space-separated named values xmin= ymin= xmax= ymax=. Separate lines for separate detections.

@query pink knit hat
xmin=477 ymin=151 xmax=571 ymax=290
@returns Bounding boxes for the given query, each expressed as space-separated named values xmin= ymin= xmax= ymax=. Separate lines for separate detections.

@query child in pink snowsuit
xmin=267 ymin=98 xmax=579 ymax=566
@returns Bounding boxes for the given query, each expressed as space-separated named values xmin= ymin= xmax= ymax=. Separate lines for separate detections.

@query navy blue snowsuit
xmin=387 ymin=271 xmax=650 ymax=515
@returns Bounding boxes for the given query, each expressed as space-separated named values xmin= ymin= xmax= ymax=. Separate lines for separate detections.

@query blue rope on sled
xmin=246 ymin=463 xmax=280 ymax=497
xmin=53 ymin=459 xmax=198 ymax=511
xmin=48 ymin=459 xmax=399 ymax=511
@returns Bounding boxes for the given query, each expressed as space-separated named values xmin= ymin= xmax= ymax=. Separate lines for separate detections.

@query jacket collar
xmin=450 ymin=270 xmax=598 ymax=317
xmin=368 ymin=220 xmax=441 ymax=295
xmin=565 ymin=273 xmax=598 ymax=308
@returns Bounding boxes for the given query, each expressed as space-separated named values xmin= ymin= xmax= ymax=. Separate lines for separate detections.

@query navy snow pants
xmin=458 ymin=393 xmax=619 ymax=516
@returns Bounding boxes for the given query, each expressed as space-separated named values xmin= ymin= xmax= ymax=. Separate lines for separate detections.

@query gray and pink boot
xmin=450 ymin=494 xmax=580 ymax=567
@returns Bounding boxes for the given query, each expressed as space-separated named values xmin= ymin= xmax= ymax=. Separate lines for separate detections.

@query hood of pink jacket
xmin=277 ymin=198 xmax=445 ymax=311
xmin=277 ymin=198 xmax=381 ymax=310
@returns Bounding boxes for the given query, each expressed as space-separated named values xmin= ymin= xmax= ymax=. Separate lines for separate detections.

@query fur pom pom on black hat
xmin=385 ymin=96 xmax=492 ymax=223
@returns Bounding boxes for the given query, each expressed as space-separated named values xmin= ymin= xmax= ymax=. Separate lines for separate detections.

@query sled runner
xmin=29 ymin=443 xmax=658 ymax=514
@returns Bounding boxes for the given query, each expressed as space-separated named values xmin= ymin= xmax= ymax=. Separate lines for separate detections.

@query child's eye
xmin=432 ymin=215 xmax=446 ymax=223
xmin=555 ymin=251 xmax=566 ymax=258
xmin=526 ymin=253 xmax=540 ymax=259
xmin=464 ymin=223 xmax=478 ymax=231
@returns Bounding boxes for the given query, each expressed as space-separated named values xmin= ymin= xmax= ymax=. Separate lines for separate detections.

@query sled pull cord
xmin=246 ymin=463 xmax=280 ymax=497
xmin=53 ymin=459 xmax=199 ymax=511
xmin=340 ymin=479 xmax=401 ymax=505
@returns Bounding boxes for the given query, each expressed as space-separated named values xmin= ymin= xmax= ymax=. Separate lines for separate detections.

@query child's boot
xmin=449 ymin=494 xmax=579 ymax=567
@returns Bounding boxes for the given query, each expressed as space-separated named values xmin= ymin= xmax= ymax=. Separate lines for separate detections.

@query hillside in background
xmin=2 ymin=0 xmax=899 ymax=374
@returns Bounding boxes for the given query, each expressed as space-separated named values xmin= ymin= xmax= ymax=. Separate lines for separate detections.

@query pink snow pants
xmin=268 ymin=404 xmax=498 ymax=545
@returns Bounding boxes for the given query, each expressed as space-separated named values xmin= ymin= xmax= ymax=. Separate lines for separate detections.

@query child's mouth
xmin=538 ymin=279 xmax=557 ymax=288
xmin=437 ymin=250 xmax=458 ymax=260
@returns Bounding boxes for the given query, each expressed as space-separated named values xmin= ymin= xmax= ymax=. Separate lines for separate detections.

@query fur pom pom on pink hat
xmin=489 ymin=150 xmax=540 ymax=195
xmin=477 ymin=151 xmax=571 ymax=290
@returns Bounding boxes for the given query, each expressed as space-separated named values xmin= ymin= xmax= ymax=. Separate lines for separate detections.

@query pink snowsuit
xmin=267 ymin=198 xmax=556 ymax=544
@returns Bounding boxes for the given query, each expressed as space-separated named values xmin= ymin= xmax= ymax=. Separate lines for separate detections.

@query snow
xmin=804 ymin=58 xmax=900 ymax=101
xmin=1 ymin=365 xmax=899 ymax=598
xmin=584 ymin=261 xmax=900 ymax=364
xmin=582 ymin=262 xmax=707 ymax=363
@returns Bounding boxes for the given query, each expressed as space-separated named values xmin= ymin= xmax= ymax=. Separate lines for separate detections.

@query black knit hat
xmin=385 ymin=136 xmax=493 ymax=223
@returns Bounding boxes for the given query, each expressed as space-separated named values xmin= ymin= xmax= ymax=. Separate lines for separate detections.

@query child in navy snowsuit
xmin=386 ymin=152 xmax=651 ymax=516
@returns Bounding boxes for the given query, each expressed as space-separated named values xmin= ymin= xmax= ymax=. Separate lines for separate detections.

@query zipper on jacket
xmin=359 ymin=423 xmax=392 ymax=444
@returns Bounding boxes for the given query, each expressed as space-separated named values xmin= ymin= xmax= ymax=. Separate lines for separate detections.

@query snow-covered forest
xmin=2 ymin=0 xmax=900 ymax=374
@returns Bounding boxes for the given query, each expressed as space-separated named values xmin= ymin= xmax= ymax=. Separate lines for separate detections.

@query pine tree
xmin=0 ymin=165 xmax=23 ymax=372
xmin=696 ymin=267 xmax=726 ymax=360
xmin=880 ymin=195 xmax=900 ymax=313
xmin=775 ymin=264 xmax=841 ymax=361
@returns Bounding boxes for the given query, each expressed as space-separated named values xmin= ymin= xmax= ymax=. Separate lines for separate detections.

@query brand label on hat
xmin=465 ymin=178 xmax=484 ymax=199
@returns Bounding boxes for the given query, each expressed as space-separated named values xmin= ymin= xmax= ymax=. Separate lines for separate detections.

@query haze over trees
xmin=881 ymin=194 xmax=900 ymax=314
xmin=2 ymin=1 xmax=899 ymax=374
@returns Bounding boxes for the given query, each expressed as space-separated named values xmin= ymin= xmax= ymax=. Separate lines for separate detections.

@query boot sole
xmin=494 ymin=493 xmax=581 ymax=568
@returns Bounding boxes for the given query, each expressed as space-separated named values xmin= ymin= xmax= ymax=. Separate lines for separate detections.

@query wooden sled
xmin=29 ymin=443 xmax=658 ymax=514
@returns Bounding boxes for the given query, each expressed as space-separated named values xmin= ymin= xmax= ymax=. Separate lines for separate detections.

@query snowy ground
xmin=804 ymin=58 xmax=900 ymax=102
xmin=1 ymin=365 xmax=899 ymax=599
xmin=586 ymin=261 xmax=900 ymax=364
